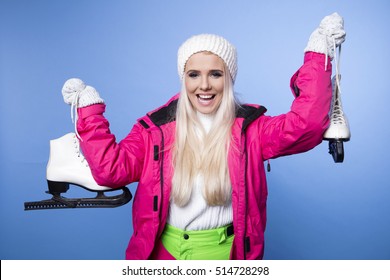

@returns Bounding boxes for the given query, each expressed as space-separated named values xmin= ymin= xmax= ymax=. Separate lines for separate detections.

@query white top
xmin=167 ymin=112 xmax=233 ymax=231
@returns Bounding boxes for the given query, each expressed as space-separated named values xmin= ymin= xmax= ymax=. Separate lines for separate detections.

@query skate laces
xmin=72 ymin=133 xmax=89 ymax=167
xmin=325 ymin=35 xmax=329 ymax=71
xmin=70 ymin=91 xmax=83 ymax=142
xmin=329 ymin=42 xmax=346 ymax=125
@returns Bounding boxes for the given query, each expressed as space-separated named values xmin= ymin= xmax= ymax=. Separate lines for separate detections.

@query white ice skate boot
xmin=323 ymin=75 xmax=351 ymax=141
xmin=46 ymin=133 xmax=111 ymax=191
xmin=25 ymin=133 xmax=131 ymax=210
xmin=323 ymin=45 xmax=351 ymax=162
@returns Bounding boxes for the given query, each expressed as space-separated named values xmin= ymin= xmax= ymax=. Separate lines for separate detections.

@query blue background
xmin=1 ymin=0 xmax=389 ymax=260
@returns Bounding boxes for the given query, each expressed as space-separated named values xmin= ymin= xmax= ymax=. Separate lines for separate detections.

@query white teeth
xmin=198 ymin=95 xmax=213 ymax=99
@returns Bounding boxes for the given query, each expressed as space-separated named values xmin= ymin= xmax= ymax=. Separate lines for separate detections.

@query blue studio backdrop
xmin=1 ymin=0 xmax=389 ymax=260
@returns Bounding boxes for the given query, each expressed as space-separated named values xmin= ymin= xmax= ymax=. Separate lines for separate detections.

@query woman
xmin=62 ymin=13 xmax=346 ymax=260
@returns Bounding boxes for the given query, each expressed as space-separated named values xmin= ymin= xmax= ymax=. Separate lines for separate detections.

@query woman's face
xmin=184 ymin=52 xmax=225 ymax=114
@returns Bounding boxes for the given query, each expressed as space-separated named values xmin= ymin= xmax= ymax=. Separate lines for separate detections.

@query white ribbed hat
xmin=177 ymin=34 xmax=238 ymax=83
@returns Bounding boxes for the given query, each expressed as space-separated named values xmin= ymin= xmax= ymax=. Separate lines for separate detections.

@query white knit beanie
xmin=177 ymin=34 xmax=238 ymax=83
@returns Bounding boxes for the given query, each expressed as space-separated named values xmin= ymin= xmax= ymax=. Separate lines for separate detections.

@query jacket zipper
xmin=156 ymin=126 xmax=165 ymax=223
xmin=243 ymin=130 xmax=249 ymax=260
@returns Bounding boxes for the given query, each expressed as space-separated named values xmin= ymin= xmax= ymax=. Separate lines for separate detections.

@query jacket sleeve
xmin=76 ymin=104 xmax=145 ymax=188
xmin=260 ymin=52 xmax=332 ymax=160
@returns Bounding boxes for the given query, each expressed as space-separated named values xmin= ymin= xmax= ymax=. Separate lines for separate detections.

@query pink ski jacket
xmin=77 ymin=52 xmax=332 ymax=260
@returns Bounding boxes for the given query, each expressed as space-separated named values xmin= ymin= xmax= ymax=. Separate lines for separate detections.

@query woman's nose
xmin=200 ymin=76 xmax=211 ymax=91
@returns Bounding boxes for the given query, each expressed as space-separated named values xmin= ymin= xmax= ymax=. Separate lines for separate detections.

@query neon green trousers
xmin=161 ymin=223 xmax=234 ymax=260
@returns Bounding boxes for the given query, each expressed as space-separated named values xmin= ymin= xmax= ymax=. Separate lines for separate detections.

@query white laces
xmin=325 ymin=35 xmax=329 ymax=71
xmin=329 ymin=43 xmax=346 ymax=125
xmin=72 ymin=134 xmax=88 ymax=167
xmin=70 ymin=91 xmax=83 ymax=142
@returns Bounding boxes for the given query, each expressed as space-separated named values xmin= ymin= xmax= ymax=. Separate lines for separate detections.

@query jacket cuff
xmin=304 ymin=51 xmax=331 ymax=65
xmin=77 ymin=104 xmax=106 ymax=119
xmin=290 ymin=52 xmax=332 ymax=98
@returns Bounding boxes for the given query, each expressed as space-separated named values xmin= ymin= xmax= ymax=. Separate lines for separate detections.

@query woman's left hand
xmin=304 ymin=12 xmax=346 ymax=59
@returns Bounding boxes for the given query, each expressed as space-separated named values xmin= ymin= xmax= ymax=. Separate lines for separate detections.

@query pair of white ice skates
xmin=25 ymin=45 xmax=350 ymax=209
xmin=24 ymin=130 xmax=132 ymax=210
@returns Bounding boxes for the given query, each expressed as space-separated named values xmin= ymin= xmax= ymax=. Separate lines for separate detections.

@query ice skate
xmin=24 ymin=133 xmax=132 ymax=210
xmin=323 ymin=45 xmax=351 ymax=162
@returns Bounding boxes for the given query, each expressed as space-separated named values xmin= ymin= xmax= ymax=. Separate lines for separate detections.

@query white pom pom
xmin=62 ymin=78 xmax=86 ymax=104
xmin=62 ymin=78 xmax=86 ymax=93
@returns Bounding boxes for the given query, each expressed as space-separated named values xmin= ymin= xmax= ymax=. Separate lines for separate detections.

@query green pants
xmin=161 ymin=223 xmax=234 ymax=260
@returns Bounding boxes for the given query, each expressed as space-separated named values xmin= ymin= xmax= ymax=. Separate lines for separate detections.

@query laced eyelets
xmin=72 ymin=134 xmax=89 ymax=167
xmin=329 ymin=44 xmax=346 ymax=125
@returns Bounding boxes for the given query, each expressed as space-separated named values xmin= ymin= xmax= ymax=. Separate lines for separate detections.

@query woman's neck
xmin=196 ymin=111 xmax=215 ymax=133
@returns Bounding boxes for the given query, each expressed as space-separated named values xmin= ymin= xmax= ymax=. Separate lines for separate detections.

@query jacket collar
xmin=236 ymin=104 xmax=267 ymax=132
xmin=139 ymin=94 xmax=267 ymax=132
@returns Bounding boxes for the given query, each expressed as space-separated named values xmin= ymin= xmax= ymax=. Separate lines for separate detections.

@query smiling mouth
xmin=196 ymin=94 xmax=216 ymax=102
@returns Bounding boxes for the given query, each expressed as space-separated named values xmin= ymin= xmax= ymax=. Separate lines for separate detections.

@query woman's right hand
xmin=62 ymin=78 xmax=104 ymax=107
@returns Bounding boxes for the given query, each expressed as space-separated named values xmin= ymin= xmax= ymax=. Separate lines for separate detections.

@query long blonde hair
xmin=171 ymin=64 xmax=238 ymax=207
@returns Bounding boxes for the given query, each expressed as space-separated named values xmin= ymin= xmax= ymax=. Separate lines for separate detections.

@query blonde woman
xmin=62 ymin=13 xmax=345 ymax=259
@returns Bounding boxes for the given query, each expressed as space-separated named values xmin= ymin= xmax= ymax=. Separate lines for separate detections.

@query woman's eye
xmin=188 ymin=72 xmax=199 ymax=78
xmin=210 ymin=71 xmax=223 ymax=78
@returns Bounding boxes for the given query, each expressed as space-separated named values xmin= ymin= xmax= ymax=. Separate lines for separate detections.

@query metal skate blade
xmin=24 ymin=187 xmax=132 ymax=210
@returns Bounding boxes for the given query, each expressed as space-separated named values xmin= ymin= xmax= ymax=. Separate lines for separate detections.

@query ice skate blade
xmin=24 ymin=183 xmax=132 ymax=210
xmin=326 ymin=140 xmax=345 ymax=163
